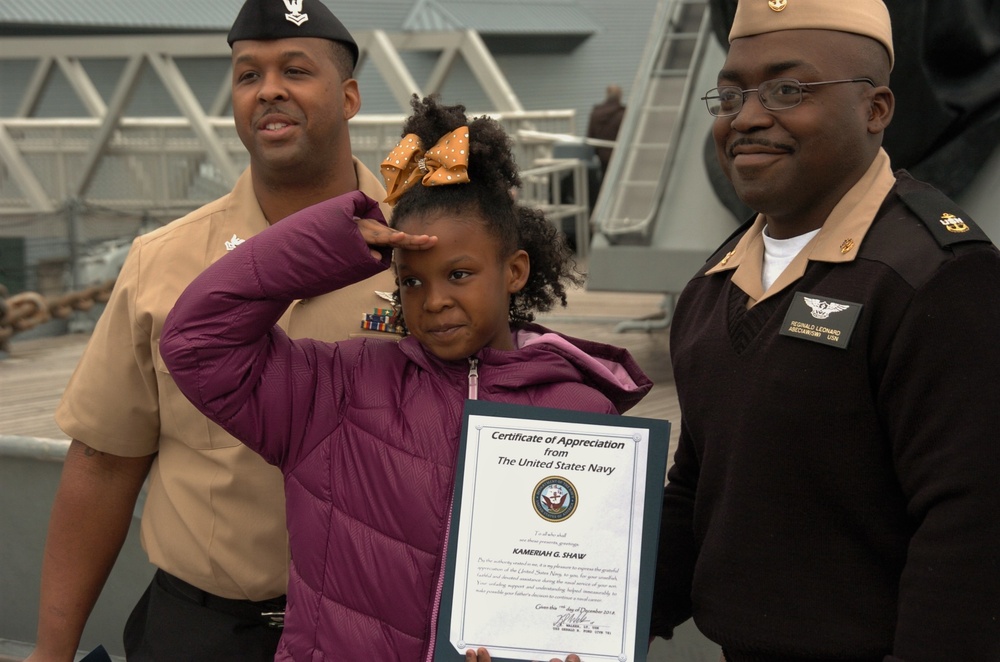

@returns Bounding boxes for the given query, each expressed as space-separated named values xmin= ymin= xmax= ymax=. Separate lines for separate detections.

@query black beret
xmin=228 ymin=0 xmax=359 ymax=66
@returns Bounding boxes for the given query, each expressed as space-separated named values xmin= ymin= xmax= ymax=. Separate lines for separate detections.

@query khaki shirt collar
xmin=225 ymin=156 xmax=392 ymax=232
xmin=706 ymin=148 xmax=896 ymax=306
xmin=355 ymin=156 xmax=393 ymax=221
xmin=206 ymin=168 xmax=266 ymax=264
xmin=215 ymin=157 xmax=391 ymax=254
xmin=215 ymin=157 xmax=391 ymax=302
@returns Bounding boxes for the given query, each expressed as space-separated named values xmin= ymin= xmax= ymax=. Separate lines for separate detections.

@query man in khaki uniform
xmin=27 ymin=1 xmax=398 ymax=660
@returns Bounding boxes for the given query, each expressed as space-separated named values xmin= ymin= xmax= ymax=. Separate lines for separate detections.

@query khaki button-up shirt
xmin=56 ymin=160 xmax=397 ymax=600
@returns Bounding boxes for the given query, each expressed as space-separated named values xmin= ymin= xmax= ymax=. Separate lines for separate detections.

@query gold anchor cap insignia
xmin=768 ymin=0 xmax=788 ymax=11
xmin=940 ymin=212 xmax=970 ymax=234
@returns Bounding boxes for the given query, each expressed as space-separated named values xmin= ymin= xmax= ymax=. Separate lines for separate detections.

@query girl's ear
xmin=505 ymin=249 xmax=530 ymax=294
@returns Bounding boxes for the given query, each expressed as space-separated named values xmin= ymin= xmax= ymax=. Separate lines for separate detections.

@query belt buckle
xmin=261 ymin=610 xmax=285 ymax=628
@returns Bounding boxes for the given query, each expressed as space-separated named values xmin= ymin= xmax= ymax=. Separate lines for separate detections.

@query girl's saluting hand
xmin=334 ymin=189 xmax=437 ymax=258
xmin=355 ymin=214 xmax=436 ymax=258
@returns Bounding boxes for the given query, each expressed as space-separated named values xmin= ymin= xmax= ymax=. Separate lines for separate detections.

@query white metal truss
xmin=0 ymin=30 xmax=529 ymax=214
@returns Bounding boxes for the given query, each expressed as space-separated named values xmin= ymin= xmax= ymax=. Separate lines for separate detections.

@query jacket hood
xmin=398 ymin=322 xmax=653 ymax=414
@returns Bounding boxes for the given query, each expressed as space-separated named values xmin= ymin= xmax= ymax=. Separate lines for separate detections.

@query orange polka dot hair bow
xmin=380 ymin=127 xmax=471 ymax=204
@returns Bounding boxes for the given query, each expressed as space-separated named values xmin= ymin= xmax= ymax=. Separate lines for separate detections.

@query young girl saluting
xmin=160 ymin=96 xmax=652 ymax=662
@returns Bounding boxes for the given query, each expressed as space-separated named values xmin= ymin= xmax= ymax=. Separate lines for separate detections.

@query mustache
xmin=255 ymin=107 xmax=298 ymax=122
xmin=727 ymin=137 xmax=793 ymax=157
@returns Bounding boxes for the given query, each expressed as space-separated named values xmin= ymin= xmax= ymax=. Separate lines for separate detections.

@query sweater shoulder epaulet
xmin=705 ymin=214 xmax=756 ymax=264
xmin=896 ymin=177 xmax=992 ymax=249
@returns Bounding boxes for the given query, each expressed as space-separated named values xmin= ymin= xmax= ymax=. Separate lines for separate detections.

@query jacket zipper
xmin=425 ymin=490 xmax=455 ymax=662
xmin=467 ymin=357 xmax=479 ymax=400
xmin=425 ymin=358 xmax=480 ymax=661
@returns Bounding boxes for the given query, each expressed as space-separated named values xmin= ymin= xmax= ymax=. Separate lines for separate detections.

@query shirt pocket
xmin=152 ymin=339 xmax=241 ymax=450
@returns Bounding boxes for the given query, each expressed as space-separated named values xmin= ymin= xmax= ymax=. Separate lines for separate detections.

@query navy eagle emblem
xmin=804 ymin=297 xmax=850 ymax=320
xmin=532 ymin=476 xmax=578 ymax=522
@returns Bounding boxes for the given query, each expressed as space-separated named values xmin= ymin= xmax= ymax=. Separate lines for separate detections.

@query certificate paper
xmin=434 ymin=400 xmax=670 ymax=662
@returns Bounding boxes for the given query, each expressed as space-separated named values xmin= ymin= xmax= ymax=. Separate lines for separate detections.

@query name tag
xmin=779 ymin=292 xmax=863 ymax=349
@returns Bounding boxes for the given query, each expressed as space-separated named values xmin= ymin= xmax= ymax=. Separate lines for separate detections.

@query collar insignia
xmin=768 ymin=0 xmax=788 ymax=11
xmin=225 ymin=234 xmax=245 ymax=251
xmin=283 ymin=0 xmax=309 ymax=26
xmin=940 ymin=212 xmax=970 ymax=234
xmin=780 ymin=292 xmax=863 ymax=349
xmin=840 ymin=238 xmax=855 ymax=254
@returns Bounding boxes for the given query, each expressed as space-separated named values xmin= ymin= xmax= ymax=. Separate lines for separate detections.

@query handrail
xmin=590 ymin=0 xmax=712 ymax=241
xmin=0 ymin=435 xmax=70 ymax=462
xmin=0 ymin=110 xmax=577 ymax=215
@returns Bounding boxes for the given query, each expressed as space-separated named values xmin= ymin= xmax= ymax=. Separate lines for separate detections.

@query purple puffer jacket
xmin=160 ymin=192 xmax=652 ymax=661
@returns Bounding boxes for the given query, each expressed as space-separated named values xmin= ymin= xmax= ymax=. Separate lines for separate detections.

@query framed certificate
xmin=433 ymin=400 xmax=671 ymax=662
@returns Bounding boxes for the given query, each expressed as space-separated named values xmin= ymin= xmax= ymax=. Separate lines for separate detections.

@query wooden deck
xmin=0 ymin=287 xmax=679 ymax=452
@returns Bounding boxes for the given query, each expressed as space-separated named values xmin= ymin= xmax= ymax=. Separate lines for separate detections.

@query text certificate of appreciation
xmin=433 ymin=400 xmax=670 ymax=662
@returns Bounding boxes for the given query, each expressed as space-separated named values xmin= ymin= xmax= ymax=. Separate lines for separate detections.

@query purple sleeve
xmin=159 ymin=191 xmax=391 ymax=468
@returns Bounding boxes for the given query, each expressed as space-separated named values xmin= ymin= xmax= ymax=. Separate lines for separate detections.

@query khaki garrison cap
xmin=729 ymin=0 xmax=894 ymax=70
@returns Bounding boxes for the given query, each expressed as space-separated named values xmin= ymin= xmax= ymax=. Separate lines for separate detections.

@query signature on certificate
xmin=553 ymin=607 xmax=592 ymax=627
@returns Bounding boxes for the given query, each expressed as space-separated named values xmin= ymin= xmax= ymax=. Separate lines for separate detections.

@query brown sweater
xmin=652 ymin=173 xmax=1000 ymax=661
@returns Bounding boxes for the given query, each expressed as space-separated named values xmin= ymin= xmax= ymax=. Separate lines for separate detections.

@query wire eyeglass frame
xmin=702 ymin=77 xmax=876 ymax=117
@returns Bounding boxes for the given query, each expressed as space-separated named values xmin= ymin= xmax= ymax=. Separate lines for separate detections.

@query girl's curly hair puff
xmin=389 ymin=95 xmax=582 ymax=332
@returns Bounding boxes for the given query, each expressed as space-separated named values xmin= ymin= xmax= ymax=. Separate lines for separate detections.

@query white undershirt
xmin=761 ymin=227 xmax=820 ymax=292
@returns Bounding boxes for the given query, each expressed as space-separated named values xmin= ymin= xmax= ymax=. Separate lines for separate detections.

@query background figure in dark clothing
xmin=586 ymin=84 xmax=627 ymax=178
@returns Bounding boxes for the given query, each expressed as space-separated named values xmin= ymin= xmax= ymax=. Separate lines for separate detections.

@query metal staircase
xmin=591 ymin=0 xmax=712 ymax=242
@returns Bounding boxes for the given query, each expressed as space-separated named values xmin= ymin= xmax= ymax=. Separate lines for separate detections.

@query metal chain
xmin=0 ymin=279 xmax=116 ymax=345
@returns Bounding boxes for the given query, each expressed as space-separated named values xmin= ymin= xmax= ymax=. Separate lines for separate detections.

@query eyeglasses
xmin=701 ymin=77 xmax=876 ymax=117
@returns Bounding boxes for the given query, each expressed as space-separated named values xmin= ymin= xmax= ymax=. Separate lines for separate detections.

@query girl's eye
xmin=401 ymin=277 xmax=421 ymax=288
xmin=236 ymin=71 xmax=258 ymax=83
xmin=450 ymin=270 xmax=471 ymax=281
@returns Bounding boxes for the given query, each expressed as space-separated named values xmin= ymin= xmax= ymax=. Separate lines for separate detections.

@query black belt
xmin=156 ymin=569 xmax=286 ymax=628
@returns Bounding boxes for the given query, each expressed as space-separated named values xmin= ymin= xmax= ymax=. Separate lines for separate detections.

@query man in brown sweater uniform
xmin=652 ymin=1 xmax=1000 ymax=660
